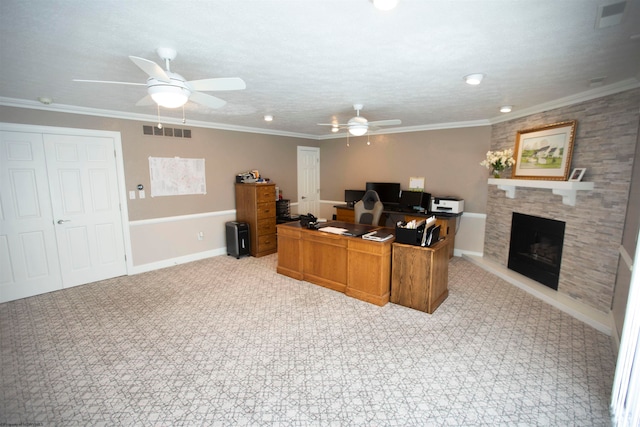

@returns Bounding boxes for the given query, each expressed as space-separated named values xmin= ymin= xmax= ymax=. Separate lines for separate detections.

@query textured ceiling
xmin=1 ymin=0 xmax=639 ymax=138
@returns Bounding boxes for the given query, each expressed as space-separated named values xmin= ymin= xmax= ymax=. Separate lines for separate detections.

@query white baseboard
xmin=463 ymin=254 xmax=612 ymax=335
xmin=130 ymin=247 xmax=227 ymax=275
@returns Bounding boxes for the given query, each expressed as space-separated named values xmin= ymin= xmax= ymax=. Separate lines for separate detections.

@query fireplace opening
xmin=508 ymin=212 xmax=565 ymax=290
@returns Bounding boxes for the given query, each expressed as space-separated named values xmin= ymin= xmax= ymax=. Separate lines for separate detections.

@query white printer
xmin=431 ymin=196 xmax=464 ymax=214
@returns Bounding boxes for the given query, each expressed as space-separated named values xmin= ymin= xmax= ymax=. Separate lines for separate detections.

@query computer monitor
xmin=399 ymin=190 xmax=423 ymax=209
xmin=421 ymin=192 xmax=432 ymax=211
xmin=345 ymin=189 xmax=366 ymax=207
xmin=365 ymin=182 xmax=401 ymax=205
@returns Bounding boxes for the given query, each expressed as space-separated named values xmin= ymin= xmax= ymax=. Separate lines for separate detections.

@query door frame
xmin=0 ymin=122 xmax=132 ymax=274
xmin=297 ymin=146 xmax=320 ymax=216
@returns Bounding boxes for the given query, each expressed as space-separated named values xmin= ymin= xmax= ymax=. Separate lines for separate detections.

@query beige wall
xmin=318 ymin=126 xmax=492 ymax=214
xmin=0 ymin=106 xmax=317 ymax=267
xmin=0 ymin=106 xmax=316 ymax=221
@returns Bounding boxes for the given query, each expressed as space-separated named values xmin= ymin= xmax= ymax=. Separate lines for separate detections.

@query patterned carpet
xmin=1 ymin=255 xmax=615 ymax=426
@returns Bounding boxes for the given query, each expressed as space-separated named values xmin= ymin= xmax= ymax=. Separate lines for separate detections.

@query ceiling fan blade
xmin=189 ymin=91 xmax=227 ymax=109
xmin=73 ymin=79 xmax=145 ymax=86
xmin=187 ymin=77 xmax=246 ymax=92
xmin=135 ymin=95 xmax=155 ymax=107
xmin=368 ymin=119 xmax=402 ymax=127
xmin=129 ymin=56 xmax=170 ymax=82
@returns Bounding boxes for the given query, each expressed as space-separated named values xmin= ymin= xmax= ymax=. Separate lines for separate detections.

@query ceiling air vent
xmin=595 ymin=1 xmax=627 ymax=29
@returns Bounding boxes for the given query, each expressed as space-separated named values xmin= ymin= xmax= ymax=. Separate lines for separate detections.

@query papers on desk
xmin=362 ymin=231 xmax=394 ymax=242
xmin=319 ymin=226 xmax=349 ymax=235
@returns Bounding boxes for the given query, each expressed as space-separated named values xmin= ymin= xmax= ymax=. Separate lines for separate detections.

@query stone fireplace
xmin=479 ymin=88 xmax=638 ymax=322
xmin=508 ymin=212 xmax=565 ymax=290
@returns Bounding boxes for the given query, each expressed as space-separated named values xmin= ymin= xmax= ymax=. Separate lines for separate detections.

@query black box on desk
xmin=395 ymin=223 xmax=425 ymax=246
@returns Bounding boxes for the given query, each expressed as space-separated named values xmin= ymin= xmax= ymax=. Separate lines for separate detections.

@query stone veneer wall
xmin=484 ymin=88 xmax=640 ymax=313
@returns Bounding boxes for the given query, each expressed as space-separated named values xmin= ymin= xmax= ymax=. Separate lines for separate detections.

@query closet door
xmin=44 ymin=134 xmax=126 ymax=288
xmin=0 ymin=131 xmax=63 ymax=302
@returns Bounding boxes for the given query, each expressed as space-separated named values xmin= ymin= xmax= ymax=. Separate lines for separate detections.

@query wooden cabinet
xmin=391 ymin=240 xmax=449 ymax=314
xmin=335 ymin=206 xmax=355 ymax=223
xmin=235 ymin=183 xmax=277 ymax=257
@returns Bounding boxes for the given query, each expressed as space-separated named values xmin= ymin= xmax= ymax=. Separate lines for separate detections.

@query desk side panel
xmin=428 ymin=240 xmax=449 ymax=313
xmin=391 ymin=243 xmax=430 ymax=311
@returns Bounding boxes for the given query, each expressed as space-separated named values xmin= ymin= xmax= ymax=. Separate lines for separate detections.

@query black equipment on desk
xmin=299 ymin=213 xmax=318 ymax=228
xmin=345 ymin=189 xmax=366 ymax=207
xmin=399 ymin=190 xmax=423 ymax=210
xmin=365 ymin=182 xmax=401 ymax=205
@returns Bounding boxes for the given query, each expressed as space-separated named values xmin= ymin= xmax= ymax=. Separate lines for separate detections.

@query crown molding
xmin=489 ymin=78 xmax=640 ymax=125
xmin=0 ymin=97 xmax=315 ymax=140
xmin=2 ymin=78 xmax=639 ymax=140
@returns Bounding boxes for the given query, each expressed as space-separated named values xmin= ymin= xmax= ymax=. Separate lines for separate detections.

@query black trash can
xmin=226 ymin=221 xmax=250 ymax=259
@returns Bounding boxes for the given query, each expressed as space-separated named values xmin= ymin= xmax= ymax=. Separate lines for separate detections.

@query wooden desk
xmin=391 ymin=240 xmax=449 ymax=314
xmin=277 ymin=221 xmax=393 ymax=306
xmin=335 ymin=205 xmax=458 ymax=258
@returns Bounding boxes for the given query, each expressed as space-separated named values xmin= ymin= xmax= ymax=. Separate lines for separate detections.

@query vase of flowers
xmin=481 ymin=148 xmax=515 ymax=178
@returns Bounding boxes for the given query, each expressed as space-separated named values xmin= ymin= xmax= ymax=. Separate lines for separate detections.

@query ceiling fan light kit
xmin=75 ymin=47 xmax=245 ymax=111
xmin=148 ymin=80 xmax=191 ymax=109
xmin=372 ymin=0 xmax=399 ymax=11
xmin=318 ymin=103 xmax=401 ymax=136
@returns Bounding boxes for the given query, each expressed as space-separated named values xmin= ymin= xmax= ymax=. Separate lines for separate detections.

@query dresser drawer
xmin=257 ymin=233 xmax=277 ymax=252
xmin=257 ymin=202 xmax=276 ymax=219
xmin=257 ymin=218 xmax=276 ymax=235
xmin=257 ymin=186 xmax=276 ymax=203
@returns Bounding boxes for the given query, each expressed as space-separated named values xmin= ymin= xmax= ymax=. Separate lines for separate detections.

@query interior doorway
xmin=297 ymin=146 xmax=320 ymax=216
xmin=0 ymin=124 xmax=129 ymax=303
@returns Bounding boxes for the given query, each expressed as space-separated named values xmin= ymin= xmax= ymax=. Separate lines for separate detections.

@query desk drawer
xmin=257 ymin=218 xmax=276 ymax=235
xmin=258 ymin=233 xmax=277 ymax=252
xmin=257 ymin=186 xmax=276 ymax=203
xmin=257 ymin=202 xmax=276 ymax=219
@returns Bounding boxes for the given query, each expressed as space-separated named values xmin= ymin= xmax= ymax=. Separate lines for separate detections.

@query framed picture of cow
xmin=512 ymin=120 xmax=577 ymax=181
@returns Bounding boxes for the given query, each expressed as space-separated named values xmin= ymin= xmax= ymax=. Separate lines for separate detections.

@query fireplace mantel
xmin=488 ymin=178 xmax=595 ymax=206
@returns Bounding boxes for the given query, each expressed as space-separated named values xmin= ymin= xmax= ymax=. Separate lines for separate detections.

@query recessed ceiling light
xmin=264 ymin=115 xmax=273 ymax=122
xmin=372 ymin=0 xmax=398 ymax=11
xmin=464 ymin=73 xmax=484 ymax=85
xmin=500 ymin=106 xmax=512 ymax=113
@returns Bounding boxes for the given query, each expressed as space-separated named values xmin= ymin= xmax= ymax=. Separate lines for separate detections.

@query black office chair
xmin=354 ymin=190 xmax=384 ymax=225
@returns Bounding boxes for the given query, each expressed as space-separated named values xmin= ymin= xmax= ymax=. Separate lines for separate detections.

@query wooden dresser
xmin=235 ymin=183 xmax=277 ymax=257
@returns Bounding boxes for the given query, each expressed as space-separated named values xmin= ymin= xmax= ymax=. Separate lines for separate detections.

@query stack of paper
xmin=362 ymin=231 xmax=394 ymax=242
xmin=319 ymin=226 xmax=349 ymax=235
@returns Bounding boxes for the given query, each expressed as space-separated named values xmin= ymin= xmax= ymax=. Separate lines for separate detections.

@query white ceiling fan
xmin=74 ymin=47 xmax=246 ymax=109
xmin=318 ymin=104 xmax=401 ymax=136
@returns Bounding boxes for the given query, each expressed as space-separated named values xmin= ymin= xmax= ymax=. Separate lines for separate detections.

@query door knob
xmin=301 ymin=196 xmax=307 ymax=199
xmin=57 ymin=219 xmax=70 ymax=224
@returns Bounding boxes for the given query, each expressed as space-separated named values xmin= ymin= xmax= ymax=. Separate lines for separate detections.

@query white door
xmin=0 ymin=131 xmax=63 ymax=301
xmin=44 ymin=134 xmax=126 ymax=288
xmin=297 ymin=146 xmax=320 ymax=216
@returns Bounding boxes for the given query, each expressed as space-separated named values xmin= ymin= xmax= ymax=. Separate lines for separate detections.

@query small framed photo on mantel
xmin=569 ymin=168 xmax=586 ymax=182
